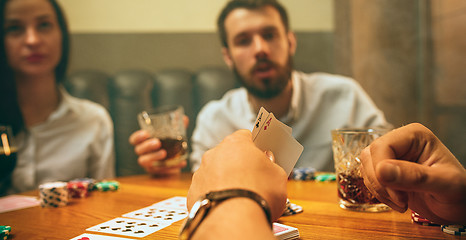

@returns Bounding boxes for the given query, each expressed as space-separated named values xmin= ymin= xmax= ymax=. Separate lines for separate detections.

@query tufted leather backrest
xmin=194 ymin=67 xmax=239 ymax=114
xmin=65 ymin=70 xmax=111 ymax=110
xmin=109 ymin=70 xmax=154 ymax=176
xmin=65 ymin=67 xmax=236 ymax=176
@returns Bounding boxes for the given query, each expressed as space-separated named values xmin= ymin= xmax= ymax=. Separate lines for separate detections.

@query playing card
xmin=69 ymin=233 xmax=132 ymax=240
xmin=275 ymin=118 xmax=292 ymax=135
xmin=253 ymin=113 xmax=303 ymax=176
xmin=150 ymin=196 xmax=187 ymax=211
xmin=251 ymin=107 xmax=270 ymax=141
xmin=86 ymin=217 xmax=170 ymax=238
xmin=122 ymin=206 xmax=188 ymax=224
xmin=0 ymin=195 xmax=40 ymax=213
xmin=273 ymin=222 xmax=300 ymax=240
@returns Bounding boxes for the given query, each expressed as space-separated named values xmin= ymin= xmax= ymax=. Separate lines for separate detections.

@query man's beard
xmin=232 ymin=56 xmax=293 ymax=99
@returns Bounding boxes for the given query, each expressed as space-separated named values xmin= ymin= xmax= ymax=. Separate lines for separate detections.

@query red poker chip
xmin=410 ymin=211 xmax=437 ymax=225
xmin=412 ymin=216 xmax=432 ymax=223
xmin=67 ymin=181 xmax=89 ymax=198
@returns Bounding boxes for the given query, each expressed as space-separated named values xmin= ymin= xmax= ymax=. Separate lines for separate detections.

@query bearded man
xmin=189 ymin=0 xmax=389 ymax=172
xmin=130 ymin=0 xmax=389 ymax=174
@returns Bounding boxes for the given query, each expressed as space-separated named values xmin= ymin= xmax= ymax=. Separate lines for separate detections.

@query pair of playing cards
xmin=252 ymin=107 xmax=304 ymax=176
xmin=70 ymin=196 xmax=188 ymax=239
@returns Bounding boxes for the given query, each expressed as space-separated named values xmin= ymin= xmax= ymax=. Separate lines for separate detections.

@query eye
xmin=4 ymin=24 xmax=23 ymax=35
xmin=233 ymin=33 xmax=252 ymax=47
xmin=236 ymin=37 xmax=251 ymax=46
xmin=262 ymin=32 xmax=276 ymax=41
xmin=37 ymin=21 xmax=53 ymax=31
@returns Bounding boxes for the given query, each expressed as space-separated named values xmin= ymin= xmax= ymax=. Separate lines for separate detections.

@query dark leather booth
xmin=64 ymin=67 xmax=237 ymax=176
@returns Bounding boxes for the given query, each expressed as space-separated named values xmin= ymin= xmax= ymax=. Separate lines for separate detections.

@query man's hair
xmin=217 ymin=0 xmax=290 ymax=48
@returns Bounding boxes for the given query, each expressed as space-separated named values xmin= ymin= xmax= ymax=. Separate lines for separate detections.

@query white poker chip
xmin=282 ymin=199 xmax=303 ymax=216
xmin=442 ymin=226 xmax=466 ymax=236
xmin=39 ymin=181 xmax=69 ymax=207
xmin=441 ymin=225 xmax=466 ymax=232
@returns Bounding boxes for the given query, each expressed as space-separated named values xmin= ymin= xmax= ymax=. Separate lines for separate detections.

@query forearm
xmin=192 ymin=198 xmax=275 ymax=240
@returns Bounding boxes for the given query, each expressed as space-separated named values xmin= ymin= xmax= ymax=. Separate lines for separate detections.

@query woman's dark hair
xmin=0 ymin=0 xmax=70 ymax=135
xmin=217 ymin=0 xmax=289 ymax=48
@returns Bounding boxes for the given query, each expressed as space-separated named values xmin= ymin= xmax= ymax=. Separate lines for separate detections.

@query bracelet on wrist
xmin=179 ymin=189 xmax=272 ymax=240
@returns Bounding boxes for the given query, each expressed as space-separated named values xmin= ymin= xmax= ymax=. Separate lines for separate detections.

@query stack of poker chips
xmin=66 ymin=181 xmax=89 ymax=198
xmin=291 ymin=167 xmax=316 ymax=181
xmin=93 ymin=180 xmax=119 ymax=191
xmin=71 ymin=178 xmax=96 ymax=190
xmin=410 ymin=210 xmax=438 ymax=226
xmin=39 ymin=181 xmax=69 ymax=208
xmin=441 ymin=225 xmax=466 ymax=236
xmin=67 ymin=178 xmax=96 ymax=198
xmin=282 ymin=198 xmax=303 ymax=216
xmin=0 ymin=226 xmax=11 ymax=240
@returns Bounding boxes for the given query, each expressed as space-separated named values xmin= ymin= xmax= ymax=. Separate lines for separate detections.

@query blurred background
xmin=58 ymin=0 xmax=466 ymax=170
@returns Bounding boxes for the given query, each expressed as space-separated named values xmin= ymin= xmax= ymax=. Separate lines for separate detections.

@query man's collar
xmin=279 ymin=71 xmax=300 ymax=124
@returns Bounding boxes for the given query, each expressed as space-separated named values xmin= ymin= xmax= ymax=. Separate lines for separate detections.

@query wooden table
xmin=1 ymin=173 xmax=457 ymax=239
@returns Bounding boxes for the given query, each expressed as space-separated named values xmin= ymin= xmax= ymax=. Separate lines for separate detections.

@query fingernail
xmin=378 ymin=162 xmax=400 ymax=183
xmin=265 ymin=150 xmax=274 ymax=162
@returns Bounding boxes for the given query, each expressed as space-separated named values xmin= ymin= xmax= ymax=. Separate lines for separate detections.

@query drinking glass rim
xmin=331 ymin=127 xmax=390 ymax=135
xmin=142 ymin=105 xmax=183 ymax=116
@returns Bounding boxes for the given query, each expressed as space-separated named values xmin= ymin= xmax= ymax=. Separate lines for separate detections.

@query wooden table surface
xmin=1 ymin=173 xmax=459 ymax=239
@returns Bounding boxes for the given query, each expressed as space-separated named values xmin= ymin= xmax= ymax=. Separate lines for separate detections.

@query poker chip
xmin=67 ymin=181 xmax=89 ymax=198
xmin=69 ymin=178 xmax=96 ymax=191
xmin=441 ymin=225 xmax=466 ymax=236
xmin=291 ymin=167 xmax=315 ymax=181
xmin=315 ymin=173 xmax=336 ymax=182
xmin=282 ymin=198 xmax=303 ymax=216
xmin=442 ymin=225 xmax=466 ymax=232
xmin=94 ymin=180 xmax=119 ymax=191
xmin=411 ymin=220 xmax=438 ymax=226
xmin=39 ymin=181 xmax=69 ymax=208
xmin=410 ymin=211 xmax=439 ymax=226
xmin=0 ymin=226 xmax=11 ymax=240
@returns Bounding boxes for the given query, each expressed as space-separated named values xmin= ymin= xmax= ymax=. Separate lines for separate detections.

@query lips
xmin=252 ymin=61 xmax=276 ymax=78
xmin=26 ymin=54 xmax=45 ymax=63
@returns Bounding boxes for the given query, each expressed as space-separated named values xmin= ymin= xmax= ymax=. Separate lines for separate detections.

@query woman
xmin=0 ymin=0 xmax=115 ymax=195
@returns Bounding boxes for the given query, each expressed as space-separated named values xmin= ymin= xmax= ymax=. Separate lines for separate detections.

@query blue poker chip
xmin=291 ymin=167 xmax=316 ymax=181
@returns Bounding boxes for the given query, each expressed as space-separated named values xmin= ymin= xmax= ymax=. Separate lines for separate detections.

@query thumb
xmin=375 ymin=160 xmax=448 ymax=193
xmin=265 ymin=150 xmax=275 ymax=163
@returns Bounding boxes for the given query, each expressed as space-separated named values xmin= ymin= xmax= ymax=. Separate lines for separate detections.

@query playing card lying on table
xmin=251 ymin=107 xmax=303 ymax=176
xmin=86 ymin=217 xmax=170 ymax=238
xmin=273 ymin=222 xmax=300 ymax=240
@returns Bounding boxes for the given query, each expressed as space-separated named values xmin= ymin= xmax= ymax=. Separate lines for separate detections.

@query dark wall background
xmin=69 ymin=32 xmax=334 ymax=75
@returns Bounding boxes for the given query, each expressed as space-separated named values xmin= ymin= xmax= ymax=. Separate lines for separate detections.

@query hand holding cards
xmin=252 ymin=107 xmax=303 ymax=176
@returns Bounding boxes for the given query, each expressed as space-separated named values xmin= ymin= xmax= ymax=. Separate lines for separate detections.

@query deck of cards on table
xmin=252 ymin=107 xmax=304 ymax=175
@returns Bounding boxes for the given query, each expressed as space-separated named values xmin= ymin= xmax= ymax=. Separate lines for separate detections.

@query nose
xmin=25 ymin=27 xmax=41 ymax=46
xmin=252 ymin=35 xmax=270 ymax=59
